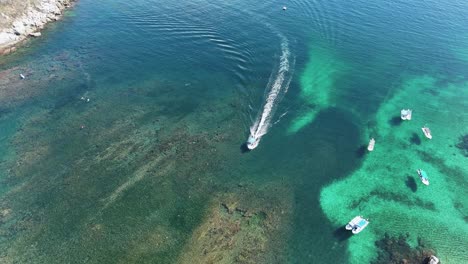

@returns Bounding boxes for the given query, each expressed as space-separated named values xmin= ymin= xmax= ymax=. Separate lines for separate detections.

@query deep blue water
xmin=0 ymin=0 xmax=467 ymax=263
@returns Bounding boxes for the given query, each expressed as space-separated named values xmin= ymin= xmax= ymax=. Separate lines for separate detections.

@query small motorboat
xmin=422 ymin=125 xmax=432 ymax=139
xmin=417 ymin=169 xmax=429 ymax=186
xmin=282 ymin=6 xmax=287 ymax=10
xmin=246 ymin=134 xmax=259 ymax=150
xmin=345 ymin=216 xmax=369 ymax=234
xmin=20 ymin=73 xmax=25 ymax=79
xmin=400 ymin=109 xmax=412 ymax=120
xmin=367 ymin=138 xmax=375 ymax=151
xmin=429 ymin=255 xmax=440 ymax=264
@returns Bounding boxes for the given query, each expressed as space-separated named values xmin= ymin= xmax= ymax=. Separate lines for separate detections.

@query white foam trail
xmin=273 ymin=111 xmax=289 ymax=125
xmin=249 ymin=36 xmax=292 ymax=144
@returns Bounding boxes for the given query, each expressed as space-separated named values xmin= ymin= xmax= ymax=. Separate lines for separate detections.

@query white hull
xmin=247 ymin=142 xmax=258 ymax=150
xmin=422 ymin=127 xmax=432 ymax=139
xmin=401 ymin=109 xmax=412 ymax=120
xmin=429 ymin=255 xmax=439 ymax=264
xmin=246 ymin=135 xmax=259 ymax=150
xmin=367 ymin=138 xmax=375 ymax=151
xmin=346 ymin=216 xmax=369 ymax=234
xmin=352 ymin=223 xmax=369 ymax=234
xmin=417 ymin=169 xmax=430 ymax=186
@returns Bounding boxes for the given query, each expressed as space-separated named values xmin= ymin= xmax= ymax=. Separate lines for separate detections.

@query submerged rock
xmin=455 ymin=134 xmax=468 ymax=157
xmin=372 ymin=233 xmax=440 ymax=264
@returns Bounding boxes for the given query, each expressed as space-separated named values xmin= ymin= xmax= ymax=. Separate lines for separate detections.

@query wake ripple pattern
xmin=250 ymin=35 xmax=292 ymax=143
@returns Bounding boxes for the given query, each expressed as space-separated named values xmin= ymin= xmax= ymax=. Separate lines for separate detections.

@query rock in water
xmin=29 ymin=32 xmax=42 ymax=37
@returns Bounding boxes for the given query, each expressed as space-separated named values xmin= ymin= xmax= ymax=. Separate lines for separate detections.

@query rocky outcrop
xmin=372 ymin=233 xmax=439 ymax=264
xmin=0 ymin=0 xmax=76 ymax=55
xmin=455 ymin=134 xmax=468 ymax=157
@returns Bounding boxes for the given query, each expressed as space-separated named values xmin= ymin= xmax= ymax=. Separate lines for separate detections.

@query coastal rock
xmin=1 ymin=13 xmax=9 ymax=20
xmin=47 ymin=13 xmax=58 ymax=21
xmin=0 ymin=32 xmax=18 ymax=46
xmin=29 ymin=32 xmax=42 ymax=37
xmin=12 ymin=21 xmax=27 ymax=35
xmin=1 ymin=46 xmax=16 ymax=55
xmin=0 ymin=0 xmax=76 ymax=55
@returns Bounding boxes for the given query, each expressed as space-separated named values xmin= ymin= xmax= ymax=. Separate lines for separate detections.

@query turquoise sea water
xmin=0 ymin=0 xmax=467 ymax=263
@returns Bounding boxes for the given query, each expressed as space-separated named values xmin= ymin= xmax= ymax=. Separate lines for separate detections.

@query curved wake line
xmin=250 ymin=36 xmax=292 ymax=142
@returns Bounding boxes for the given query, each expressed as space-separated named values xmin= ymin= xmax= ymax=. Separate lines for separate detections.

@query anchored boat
xmin=367 ymin=138 xmax=375 ymax=151
xmin=429 ymin=255 xmax=440 ymax=264
xmin=422 ymin=125 xmax=432 ymax=139
xmin=345 ymin=216 xmax=369 ymax=234
xmin=417 ymin=169 xmax=429 ymax=185
xmin=401 ymin=109 xmax=412 ymax=120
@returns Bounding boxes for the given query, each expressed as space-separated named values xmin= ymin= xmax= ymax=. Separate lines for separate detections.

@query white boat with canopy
xmin=345 ymin=216 xmax=369 ymax=234
xmin=401 ymin=109 xmax=412 ymax=120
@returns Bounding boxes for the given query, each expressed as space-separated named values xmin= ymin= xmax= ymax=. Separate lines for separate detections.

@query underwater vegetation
xmin=455 ymin=134 xmax=468 ymax=157
xmin=372 ymin=233 xmax=438 ymax=264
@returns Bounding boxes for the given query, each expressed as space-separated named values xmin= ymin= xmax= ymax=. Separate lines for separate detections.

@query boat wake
xmin=247 ymin=35 xmax=293 ymax=150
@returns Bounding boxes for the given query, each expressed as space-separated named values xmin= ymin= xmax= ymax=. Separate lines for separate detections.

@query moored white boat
xmin=429 ymin=255 xmax=439 ymax=264
xmin=422 ymin=125 xmax=432 ymax=139
xmin=345 ymin=216 xmax=369 ymax=234
xmin=417 ymin=169 xmax=429 ymax=186
xmin=401 ymin=109 xmax=412 ymax=120
xmin=367 ymin=138 xmax=375 ymax=151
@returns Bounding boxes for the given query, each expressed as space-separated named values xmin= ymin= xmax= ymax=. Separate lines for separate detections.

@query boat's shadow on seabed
xmin=240 ymin=143 xmax=250 ymax=153
xmin=333 ymin=226 xmax=353 ymax=241
xmin=405 ymin=175 xmax=418 ymax=192
xmin=389 ymin=116 xmax=403 ymax=126
xmin=355 ymin=145 xmax=368 ymax=158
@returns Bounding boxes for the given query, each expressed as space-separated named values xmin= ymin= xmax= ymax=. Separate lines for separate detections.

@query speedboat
xmin=400 ymin=109 xmax=412 ymax=120
xmin=422 ymin=125 xmax=432 ymax=139
xmin=246 ymin=134 xmax=259 ymax=150
xmin=367 ymin=138 xmax=375 ymax=151
xmin=345 ymin=216 xmax=369 ymax=234
xmin=417 ymin=169 xmax=429 ymax=186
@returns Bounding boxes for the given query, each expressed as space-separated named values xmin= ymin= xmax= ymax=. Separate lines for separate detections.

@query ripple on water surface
xmin=1 ymin=0 xmax=468 ymax=263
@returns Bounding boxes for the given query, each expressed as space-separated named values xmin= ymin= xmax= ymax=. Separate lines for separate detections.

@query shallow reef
xmin=455 ymin=134 xmax=468 ymax=157
xmin=372 ymin=233 xmax=438 ymax=264
xmin=177 ymin=184 xmax=293 ymax=264
xmin=320 ymin=75 xmax=468 ymax=264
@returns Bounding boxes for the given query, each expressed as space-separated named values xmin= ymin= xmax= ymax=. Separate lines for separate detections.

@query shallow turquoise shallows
xmin=0 ymin=0 xmax=467 ymax=263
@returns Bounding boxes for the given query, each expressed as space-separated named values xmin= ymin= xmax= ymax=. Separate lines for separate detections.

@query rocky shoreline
xmin=0 ymin=0 xmax=76 ymax=55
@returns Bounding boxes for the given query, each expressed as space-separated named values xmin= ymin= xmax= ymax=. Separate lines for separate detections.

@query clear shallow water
xmin=0 ymin=0 xmax=467 ymax=263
